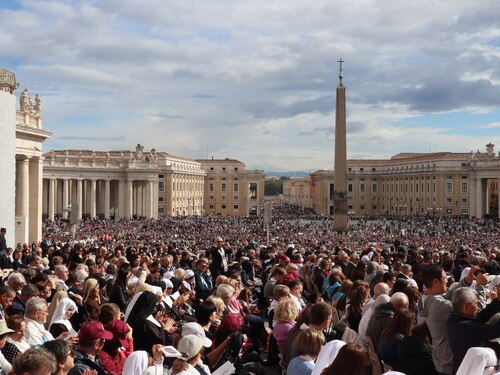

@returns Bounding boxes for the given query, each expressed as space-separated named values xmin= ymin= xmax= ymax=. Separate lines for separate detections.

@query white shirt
xmin=25 ymin=317 xmax=54 ymax=347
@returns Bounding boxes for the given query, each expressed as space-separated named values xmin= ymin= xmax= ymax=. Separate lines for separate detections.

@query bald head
xmin=215 ymin=275 xmax=227 ymax=287
xmin=374 ymin=283 xmax=390 ymax=297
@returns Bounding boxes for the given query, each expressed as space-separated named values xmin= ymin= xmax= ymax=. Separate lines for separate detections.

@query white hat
xmin=0 ymin=320 xmax=14 ymax=336
xmin=181 ymin=322 xmax=212 ymax=348
xmin=177 ymin=335 xmax=204 ymax=360
xmin=163 ymin=272 xmax=174 ymax=280
xmin=489 ymin=275 xmax=500 ymax=289
xmin=185 ymin=269 xmax=195 ymax=279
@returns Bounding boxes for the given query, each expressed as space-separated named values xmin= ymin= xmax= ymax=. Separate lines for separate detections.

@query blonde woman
xmin=206 ymin=296 xmax=224 ymax=328
xmin=273 ymin=297 xmax=299 ymax=354
xmin=70 ymin=278 xmax=100 ymax=331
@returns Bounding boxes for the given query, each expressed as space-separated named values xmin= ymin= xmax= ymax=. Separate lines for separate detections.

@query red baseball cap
xmin=106 ymin=320 xmax=131 ymax=348
xmin=79 ymin=321 xmax=113 ymax=342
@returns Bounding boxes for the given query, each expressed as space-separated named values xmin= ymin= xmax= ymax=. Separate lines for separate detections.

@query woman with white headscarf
xmin=48 ymin=297 xmax=78 ymax=339
xmin=122 ymin=351 xmax=149 ymax=375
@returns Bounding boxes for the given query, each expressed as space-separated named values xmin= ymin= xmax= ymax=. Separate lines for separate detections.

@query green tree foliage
xmin=265 ymin=177 xmax=289 ymax=195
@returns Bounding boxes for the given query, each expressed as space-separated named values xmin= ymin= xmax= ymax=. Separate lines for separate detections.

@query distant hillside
xmin=266 ymin=171 xmax=309 ymax=178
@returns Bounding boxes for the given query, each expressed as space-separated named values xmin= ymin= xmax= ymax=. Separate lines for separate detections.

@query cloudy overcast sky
xmin=1 ymin=0 xmax=500 ymax=171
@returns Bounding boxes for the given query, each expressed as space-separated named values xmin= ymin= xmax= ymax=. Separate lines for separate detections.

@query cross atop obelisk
xmin=333 ymin=58 xmax=348 ymax=231
xmin=338 ymin=58 xmax=344 ymax=84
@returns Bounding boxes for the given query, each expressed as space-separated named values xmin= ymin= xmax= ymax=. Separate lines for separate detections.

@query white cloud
xmin=1 ymin=0 xmax=500 ymax=171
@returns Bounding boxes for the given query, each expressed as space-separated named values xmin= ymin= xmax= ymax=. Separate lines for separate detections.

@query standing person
xmin=418 ymin=264 xmax=475 ymax=375
xmin=0 ymin=229 xmax=7 ymax=255
xmin=208 ymin=237 xmax=228 ymax=282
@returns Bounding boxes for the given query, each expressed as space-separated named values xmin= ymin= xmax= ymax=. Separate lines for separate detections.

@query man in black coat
xmin=0 ymin=247 xmax=13 ymax=270
xmin=447 ymin=286 xmax=500 ymax=372
xmin=0 ymin=228 xmax=7 ymax=255
xmin=208 ymin=237 xmax=229 ymax=283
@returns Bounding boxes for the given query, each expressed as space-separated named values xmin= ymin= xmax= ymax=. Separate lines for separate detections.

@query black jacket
xmin=447 ymin=312 xmax=500 ymax=371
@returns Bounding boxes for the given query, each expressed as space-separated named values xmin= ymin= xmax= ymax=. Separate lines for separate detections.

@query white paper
xmin=212 ymin=361 xmax=236 ymax=375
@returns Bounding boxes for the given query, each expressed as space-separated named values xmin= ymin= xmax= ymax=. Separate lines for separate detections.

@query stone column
xmin=152 ymin=179 xmax=158 ymax=219
xmin=104 ymin=179 xmax=110 ymax=219
xmin=118 ymin=179 xmax=125 ymax=218
xmin=29 ymin=156 xmax=43 ymax=243
xmin=90 ymin=179 xmax=97 ymax=219
xmin=15 ymin=155 xmax=30 ymax=244
xmin=125 ymin=179 xmax=133 ymax=219
xmin=137 ymin=182 xmax=143 ymax=217
xmin=15 ymin=156 xmax=30 ymax=217
xmin=76 ymin=179 xmax=83 ymax=220
xmin=474 ymin=178 xmax=483 ymax=218
xmin=48 ymin=178 xmax=55 ymax=221
xmin=62 ymin=179 xmax=69 ymax=219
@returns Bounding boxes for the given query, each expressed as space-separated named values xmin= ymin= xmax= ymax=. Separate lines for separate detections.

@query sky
xmin=1 ymin=0 xmax=500 ymax=172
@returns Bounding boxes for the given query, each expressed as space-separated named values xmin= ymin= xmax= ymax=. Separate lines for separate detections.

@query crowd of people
xmin=0 ymin=205 xmax=498 ymax=375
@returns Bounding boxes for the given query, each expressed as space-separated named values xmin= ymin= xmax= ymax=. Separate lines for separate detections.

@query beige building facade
xmin=42 ymin=145 xmax=208 ymax=220
xmin=196 ymin=159 xmax=266 ymax=216
xmin=42 ymin=150 xmax=265 ymax=219
xmin=282 ymin=178 xmax=311 ymax=210
xmin=307 ymin=144 xmax=500 ymax=218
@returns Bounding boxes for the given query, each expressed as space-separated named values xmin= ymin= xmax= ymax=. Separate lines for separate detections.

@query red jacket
xmin=98 ymin=338 xmax=134 ymax=375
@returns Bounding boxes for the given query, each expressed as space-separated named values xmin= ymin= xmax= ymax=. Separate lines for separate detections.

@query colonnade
xmin=15 ymin=155 xmax=43 ymax=244
xmin=42 ymin=177 xmax=158 ymax=220
xmin=472 ymin=177 xmax=500 ymax=218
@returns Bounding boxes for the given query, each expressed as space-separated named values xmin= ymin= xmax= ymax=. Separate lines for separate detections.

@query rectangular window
xmin=159 ymin=174 xmax=164 ymax=179
xmin=221 ymin=196 xmax=226 ymax=201
xmin=446 ymin=182 xmax=453 ymax=193
xmin=158 ymin=207 xmax=165 ymax=213
xmin=461 ymin=197 xmax=468 ymax=204
xmin=221 ymin=204 xmax=226 ymax=209
xmin=372 ymin=184 xmax=377 ymax=193
xmin=233 ymin=196 xmax=238 ymax=200
xmin=461 ymin=182 xmax=468 ymax=193
xmin=233 ymin=183 xmax=239 ymax=192
xmin=446 ymin=197 xmax=453 ymax=204
xmin=360 ymin=183 xmax=365 ymax=193
xmin=158 ymin=181 xmax=165 ymax=192
xmin=348 ymin=184 xmax=353 ymax=193
xmin=209 ymin=204 xmax=214 ymax=209
xmin=360 ymin=205 xmax=365 ymax=210
xmin=158 ymin=197 xmax=164 ymax=202
xmin=433 ymin=182 xmax=436 ymax=193
xmin=209 ymin=183 xmax=214 ymax=192
xmin=209 ymin=196 xmax=214 ymax=200
xmin=461 ymin=208 xmax=469 ymax=214
xmin=221 ymin=183 xmax=226 ymax=192
xmin=233 ymin=205 xmax=239 ymax=210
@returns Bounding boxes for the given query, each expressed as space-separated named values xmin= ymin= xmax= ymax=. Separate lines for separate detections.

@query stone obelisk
xmin=333 ymin=59 xmax=348 ymax=231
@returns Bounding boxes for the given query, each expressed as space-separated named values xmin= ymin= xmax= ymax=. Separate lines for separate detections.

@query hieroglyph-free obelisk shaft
xmin=333 ymin=59 xmax=348 ymax=231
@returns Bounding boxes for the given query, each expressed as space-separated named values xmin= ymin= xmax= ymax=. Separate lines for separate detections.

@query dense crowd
xmin=0 ymin=205 xmax=498 ymax=375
